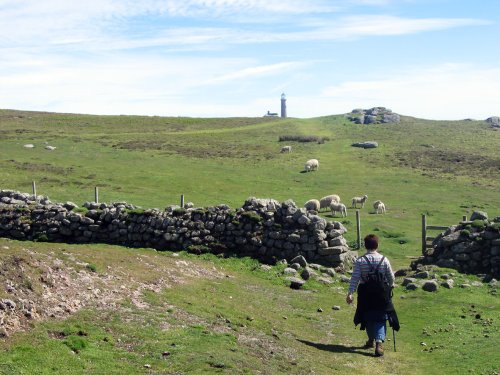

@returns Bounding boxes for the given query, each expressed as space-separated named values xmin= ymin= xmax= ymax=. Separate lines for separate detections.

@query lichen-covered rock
xmin=351 ymin=141 xmax=378 ymax=149
xmin=422 ymin=280 xmax=439 ymax=292
xmin=346 ymin=107 xmax=401 ymax=125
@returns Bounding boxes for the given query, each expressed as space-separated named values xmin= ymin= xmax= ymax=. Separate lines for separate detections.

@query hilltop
xmin=0 ymin=108 xmax=499 ymax=374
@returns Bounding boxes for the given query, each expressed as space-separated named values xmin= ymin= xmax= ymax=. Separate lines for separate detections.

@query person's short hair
xmin=364 ymin=234 xmax=379 ymax=250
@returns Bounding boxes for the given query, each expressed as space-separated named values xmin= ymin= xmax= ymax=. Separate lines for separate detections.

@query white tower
xmin=280 ymin=93 xmax=287 ymax=118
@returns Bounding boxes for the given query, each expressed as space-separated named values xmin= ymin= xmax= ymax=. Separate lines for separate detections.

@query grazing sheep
xmin=351 ymin=194 xmax=368 ymax=208
xmin=23 ymin=144 xmax=34 ymax=148
xmin=304 ymin=199 xmax=320 ymax=212
xmin=373 ymin=200 xmax=386 ymax=214
xmin=319 ymin=194 xmax=340 ymax=211
xmin=45 ymin=145 xmax=56 ymax=151
xmin=304 ymin=159 xmax=319 ymax=172
xmin=280 ymin=145 xmax=292 ymax=153
xmin=330 ymin=202 xmax=347 ymax=217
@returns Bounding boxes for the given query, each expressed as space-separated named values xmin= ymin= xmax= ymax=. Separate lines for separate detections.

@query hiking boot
xmin=375 ymin=341 xmax=384 ymax=357
xmin=363 ymin=339 xmax=375 ymax=349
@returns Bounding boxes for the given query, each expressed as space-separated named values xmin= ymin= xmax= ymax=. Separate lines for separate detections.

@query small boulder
xmin=290 ymin=255 xmax=307 ymax=268
xmin=470 ymin=211 xmax=488 ymax=221
xmin=422 ymin=281 xmax=439 ymax=292
xmin=406 ymin=283 xmax=419 ymax=291
xmin=288 ymin=277 xmax=306 ymax=289
xmin=402 ymin=277 xmax=417 ymax=286
xmin=351 ymin=141 xmax=378 ymax=149
xmin=441 ymin=280 xmax=454 ymax=289
xmin=301 ymin=267 xmax=316 ymax=280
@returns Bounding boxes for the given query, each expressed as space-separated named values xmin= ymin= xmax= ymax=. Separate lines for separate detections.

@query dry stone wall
xmin=0 ymin=190 xmax=357 ymax=267
xmin=413 ymin=212 xmax=500 ymax=278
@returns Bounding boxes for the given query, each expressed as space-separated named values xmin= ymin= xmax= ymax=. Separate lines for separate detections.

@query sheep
xmin=330 ymin=202 xmax=347 ymax=217
xmin=304 ymin=199 xmax=320 ymax=212
xmin=23 ymin=144 xmax=34 ymax=148
xmin=373 ymin=200 xmax=386 ymax=214
xmin=45 ymin=145 xmax=56 ymax=151
xmin=280 ymin=145 xmax=292 ymax=153
xmin=304 ymin=159 xmax=319 ymax=172
xmin=319 ymin=194 xmax=340 ymax=211
xmin=351 ymin=194 xmax=368 ymax=208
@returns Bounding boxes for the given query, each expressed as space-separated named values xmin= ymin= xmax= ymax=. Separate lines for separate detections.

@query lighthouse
xmin=280 ymin=93 xmax=287 ymax=118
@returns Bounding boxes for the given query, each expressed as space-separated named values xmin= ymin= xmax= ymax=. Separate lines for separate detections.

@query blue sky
xmin=0 ymin=0 xmax=499 ymax=119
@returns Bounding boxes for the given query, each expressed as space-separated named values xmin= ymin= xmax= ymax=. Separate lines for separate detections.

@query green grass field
xmin=0 ymin=109 xmax=498 ymax=374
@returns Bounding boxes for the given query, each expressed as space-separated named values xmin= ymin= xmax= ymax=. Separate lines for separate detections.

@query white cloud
xmin=202 ymin=62 xmax=305 ymax=84
xmin=0 ymin=0 xmax=489 ymax=52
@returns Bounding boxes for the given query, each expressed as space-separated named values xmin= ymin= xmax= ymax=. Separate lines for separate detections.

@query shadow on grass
xmin=297 ymin=339 xmax=373 ymax=357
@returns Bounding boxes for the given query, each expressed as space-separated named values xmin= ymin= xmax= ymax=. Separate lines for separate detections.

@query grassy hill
xmin=0 ymin=109 xmax=499 ymax=374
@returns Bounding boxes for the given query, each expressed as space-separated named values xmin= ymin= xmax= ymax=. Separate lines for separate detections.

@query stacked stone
xmin=0 ymin=191 xmax=357 ymax=267
xmin=413 ymin=211 xmax=500 ymax=278
xmin=346 ymin=107 xmax=400 ymax=125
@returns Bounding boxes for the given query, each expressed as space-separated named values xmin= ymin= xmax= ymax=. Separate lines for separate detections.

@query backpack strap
xmin=376 ymin=256 xmax=386 ymax=270
xmin=362 ymin=255 xmax=385 ymax=273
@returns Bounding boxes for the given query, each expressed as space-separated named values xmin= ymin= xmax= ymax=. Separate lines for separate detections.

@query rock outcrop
xmin=346 ymin=107 xmax=400 ymax=125
xmin=485 ymin=116 xmax=500 ymax=129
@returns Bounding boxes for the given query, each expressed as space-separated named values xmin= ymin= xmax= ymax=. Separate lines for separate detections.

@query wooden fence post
xmin=356 ymin=210 xmax=361 ymax=249
xmin=180 ymin=195 xmax=185 ymax=208
xmin=95 ymin=187 xmax=99 ymax=204
xmin=421 ymin=214 xmax=427 ymax=254
xmin=32 ymin=180 xmax=37 ymax=197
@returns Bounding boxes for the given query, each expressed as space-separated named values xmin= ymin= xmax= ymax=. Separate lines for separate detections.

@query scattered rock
xmin=415 ymin=271 xmax=430 ymax=279
xmin=288 ymin=277 xmax=305 ymax=289
xmin=402 ymin=277 xmax=417 ymax=286
xmin=317 ymin=277 xmax=333 ymax=284
xmin=290 ymin=255 xmax=307 ymax=268
xmin=394 ymin=268 xmax=410 ymax=277
xmin=351 ymin=141 xmax=378 ymax=149
xmin=339 ymin=275 xmax=350 ymax=283
xmin=332 ymin=305 xmax=341 ymax=311
xmin=406 ymin=283 xmax=419 ymax=291
xmin=300 ymin=267 xmax=316 ymax=280
xmin=422 ymin=280 xmax=439 ymax=292
xmin=283 ymin=267 xmax=298 ymax=275
xmin=441 ymin=280 xmax=454 ymax=289
xmin=322 ymin=267 xmax=336 ymax=277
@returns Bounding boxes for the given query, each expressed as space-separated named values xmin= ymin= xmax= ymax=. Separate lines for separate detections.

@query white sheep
xmin=351 ymin=194 xmax=368 ymax=208
xmin=45 ymin=145 xmax=56 ymax=151
xmin=304 ymin=199 xmax=320 ymax=212
xmin=330 ymin=202 xmax=347 ymax=217
xmin=319 ymin=194 xmax=340 ymax=211
xmin=304 ymin=159 xmax=319 ymax=172
xmin=280 ymin=145 xmax=292 ymax=153
xmin=373 ymin=200 xmax=386 ymax=214
xmin=23 ymin=144 xmax=34 ymax=148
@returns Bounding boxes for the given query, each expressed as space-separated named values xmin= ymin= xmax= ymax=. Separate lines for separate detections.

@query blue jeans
xmin=365 ymin=311 xmax=387 ymax=342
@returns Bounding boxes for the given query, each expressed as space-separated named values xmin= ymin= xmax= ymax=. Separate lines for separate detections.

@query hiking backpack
xmin=361 ymin=255 xmax=392 ymax=308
